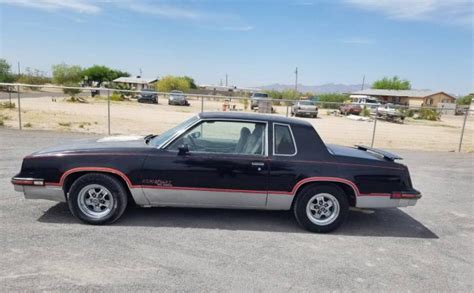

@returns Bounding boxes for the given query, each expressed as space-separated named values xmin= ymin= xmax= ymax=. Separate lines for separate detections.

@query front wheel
xmin=68 ymin=173 xmax=128 ymax=225
xmin=293 ymin=184 xmax=348 ymax=233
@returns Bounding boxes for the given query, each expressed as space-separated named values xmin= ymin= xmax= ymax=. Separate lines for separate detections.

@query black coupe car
xmin=12 ymin=112 xmax=421 ymax=232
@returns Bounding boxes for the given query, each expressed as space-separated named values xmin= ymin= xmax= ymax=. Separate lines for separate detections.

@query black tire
xmin=293 ymin=184 xmax=349 ymax=233
xmin=68 ymin=173 xmax=128 ymax=225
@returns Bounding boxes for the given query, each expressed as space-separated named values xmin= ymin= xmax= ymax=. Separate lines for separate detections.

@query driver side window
xmin=167 ymin=120 xmax=266 ymax=156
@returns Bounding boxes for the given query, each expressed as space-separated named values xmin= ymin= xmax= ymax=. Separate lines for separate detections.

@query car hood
xmin=30 ymin=135 xmax=150 ymax=156
xmin=326 ymin=144 xmax=385 ymax=161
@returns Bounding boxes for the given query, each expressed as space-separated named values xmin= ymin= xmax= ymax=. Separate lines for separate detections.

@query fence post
xmin=458 ymin=108 xmax=469 ymax=152
xmin=107 ymin=89 xmax=111 ymax=135
xmin=286 ymin=105 xmax=289 ymax=117
xmin=371 ymin=111 xmax=377 ymax=147
xmin=201 ymin=96 xmax=204 ymax=113
xmin=8 ymin=87 xmax=12 ymax=106
xmin=17 ymin=85 xmax=22 ymax=130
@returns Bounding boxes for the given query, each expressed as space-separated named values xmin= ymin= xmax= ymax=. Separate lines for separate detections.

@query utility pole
xmin=225 ymin=74 xmax=228 ymax=87
xmin=294 ymin=67 xmax=298 ymax=92
xmin=361 ymin=75 xmax=365 ymax=90
xmin=17 ymin=62 xmax=21 ymax=76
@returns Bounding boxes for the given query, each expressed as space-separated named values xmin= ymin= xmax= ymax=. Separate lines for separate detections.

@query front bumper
xmin=12 ymin=177 xmax=65 ymax=202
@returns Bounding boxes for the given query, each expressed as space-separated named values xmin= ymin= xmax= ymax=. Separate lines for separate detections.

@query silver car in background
xmin=291 ymin=100 xmax=319 ymax=118
xmin=168 ymin=90 xmax=190 ymax=106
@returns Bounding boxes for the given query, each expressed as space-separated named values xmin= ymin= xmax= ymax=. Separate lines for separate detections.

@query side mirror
xmin=178 ymin=144 xmax=189 ymax=156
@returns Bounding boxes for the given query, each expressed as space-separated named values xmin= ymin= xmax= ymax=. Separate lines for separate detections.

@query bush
xmin=401 ymin=109 xmax=415 ymax=118
xmin=318 ymin=93 xmax=348 ymax=109
xmin=361 ymin=107 xmax=371 ymax=117
xmin=110 ymin=93 xmax=124 ymax=101
xmin=416 ymin=108 xmax=440 ymax=121
xmin=16 ymin=68 xmax=51 ymax=90
xmin=0 ymin=101 xmax=15 ymax=109
xmin=23 ymin=122 xmax=32 ymax=128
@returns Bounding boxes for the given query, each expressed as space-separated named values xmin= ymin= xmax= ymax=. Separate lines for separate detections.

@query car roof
xmin=198 ymin=112 xmax=312 ymax=127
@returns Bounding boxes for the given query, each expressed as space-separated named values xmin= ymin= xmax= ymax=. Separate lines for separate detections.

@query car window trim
xmin=160 ymin=118 xmax=269 ymax=157
xmin=273 ymin=122 xmax=297 ymax=157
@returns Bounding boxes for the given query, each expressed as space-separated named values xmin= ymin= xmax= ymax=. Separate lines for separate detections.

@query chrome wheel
xmin=77 ymin=184 xmax=114 ymax=219
xmin=306 ymin=193 xmax=340 ymax=226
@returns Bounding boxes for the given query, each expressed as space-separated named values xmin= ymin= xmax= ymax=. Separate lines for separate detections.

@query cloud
xmin=0 ymin=0 xmax=100 ymax=14
xmin=125 ymin=2 xmax=205 ymax=21
xmin=339 ymin=37 xmax=375 ymax=45
xmin=346 ymin=0 xmax=473 ymax=27
xmin=0 ymin=0 xmax=255 ymax=31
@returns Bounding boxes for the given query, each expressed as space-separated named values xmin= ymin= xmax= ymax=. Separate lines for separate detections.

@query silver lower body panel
xmin=14 ymin=185 xmax=66 ymax=202
xmin=356 ymin=196 xmax=418 ymax=208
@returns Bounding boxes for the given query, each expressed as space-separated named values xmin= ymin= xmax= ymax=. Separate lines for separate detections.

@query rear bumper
xmin=356 ymin=190 xmax=421 ymax=208
xmin=295 ymin=110 xmax=318 ymax=116
xmin=12 ymin=177 xmax=65 ymax=202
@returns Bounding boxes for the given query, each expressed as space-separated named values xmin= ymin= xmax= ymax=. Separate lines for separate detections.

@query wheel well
xmin=291 ymin=181 xmax=356 ymax=208
xmin=62 ymin=171 xmax=136 ymax=204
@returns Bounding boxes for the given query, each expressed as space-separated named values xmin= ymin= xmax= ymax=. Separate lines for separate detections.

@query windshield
xmin=299 ymin=101 xmax=315 ymax=105
xmin=253 ymin=93 xmax=268 ymax=98
xmin=149 ymin=115 xmax=199 ymax=147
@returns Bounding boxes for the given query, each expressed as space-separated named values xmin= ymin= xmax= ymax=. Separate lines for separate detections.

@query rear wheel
xmin=293 ymin=184 xmax=348 ymax=233
xmin=68 ymin=173 xmax=128 ymax=225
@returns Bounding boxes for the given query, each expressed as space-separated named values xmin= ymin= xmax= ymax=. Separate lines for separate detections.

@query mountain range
xmin=258 ymin=83 xmax=365 ymax=94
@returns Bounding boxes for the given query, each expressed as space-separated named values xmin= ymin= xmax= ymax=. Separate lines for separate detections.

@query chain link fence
xmin=0 ymin=83 xmax=472 ymax=152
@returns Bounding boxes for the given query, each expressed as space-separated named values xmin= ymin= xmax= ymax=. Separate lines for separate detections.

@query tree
xmin=16 ymin=67 xmax=51 ymax=89
xmin=82 ymin=65 xmax=130 ymax=87
xmin=52 ymin=63 xmax=83 ymax=97
xmin=183 ymin=76 xmax=198 ymax=89
xmin=156 ymin=76 xmax=192 ymax=92
xmin=372 ymin=76 xmax=411 ymax=90
xmin=0 ymin=59 xmax=15 ymax=83
xmin=456 ymin=95 xmax=473 ymax=105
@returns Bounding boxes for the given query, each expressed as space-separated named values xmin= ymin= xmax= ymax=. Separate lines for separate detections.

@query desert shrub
xmin=23 ymin=122 xmax=32 ymax=128
xmin=16 ymin=68 xmax=51 ymax=90
xmin=242 ymin=97 xmax=249 ymax=110
xmin=0 ymin=119 xmax=4 ymax=126
xmin=318 ymin=93 xmax=348 ymax=109
xmin=416 ymin=108 xmax=440 ymax=121
xmin=110 ymin=93 xmax=124 ymax=101
xmin=401 ymin=109 xmax=415 ymax=118
xmin=361 ymin=107 xmax=371 ymax=117
xmin=58 ymin=122 xmax=71 ymax=127
xmin=0 ymin=101 xmax=15 ymax=109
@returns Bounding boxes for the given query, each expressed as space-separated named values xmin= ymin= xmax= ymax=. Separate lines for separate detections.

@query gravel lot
xmin=0 ymin=128 xmax=473 ymax=291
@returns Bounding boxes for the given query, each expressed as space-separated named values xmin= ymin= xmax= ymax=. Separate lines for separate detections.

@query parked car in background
xmin=339 ymin=103 xmax=362 ymax=115
xmin=12 ymin=112 xmax=421 ymax=233
xmin=168 ymin=90 xmax=189 ymax=106
xmin=291 ymin=100 xmax=319 ymax=118
xmin=350 ymin=95 xmax=380 ymax=111
xmin=376 ymin=103 xmax=405 ymax=122
xmin=250 ymin=92 xmax=269 ymax=110
xmin=137 ymin=89 xmax=158 ymax=104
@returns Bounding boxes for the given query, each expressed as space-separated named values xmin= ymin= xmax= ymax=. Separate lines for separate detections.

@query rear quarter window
xmin=274 ymin=124 xmax=296 ymax=156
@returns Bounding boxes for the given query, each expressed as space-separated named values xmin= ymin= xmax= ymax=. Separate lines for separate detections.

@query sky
xmin=0 ymin=0 xmax=472 ymax=95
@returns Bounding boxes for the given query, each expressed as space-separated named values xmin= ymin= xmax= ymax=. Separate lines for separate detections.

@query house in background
xmin=350 ymin=89 xmax=456 ymax=108
xmin=113 ymin=76 xmax=158 ymax=90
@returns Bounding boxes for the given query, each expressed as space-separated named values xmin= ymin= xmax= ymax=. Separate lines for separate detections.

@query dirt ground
xmin=1 ymin=95 xmax=473 ymax=152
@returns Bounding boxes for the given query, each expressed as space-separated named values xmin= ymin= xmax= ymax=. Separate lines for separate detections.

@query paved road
xmin=0 ymin=128 xmax=472 ymax=291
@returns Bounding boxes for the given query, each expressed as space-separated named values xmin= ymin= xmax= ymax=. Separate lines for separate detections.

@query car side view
xmin=12 ymin=112 xmax=421 ymax=233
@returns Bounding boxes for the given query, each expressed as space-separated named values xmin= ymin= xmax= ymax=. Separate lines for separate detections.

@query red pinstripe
xmin=43 ymin=167 xmax=395 ymax=198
